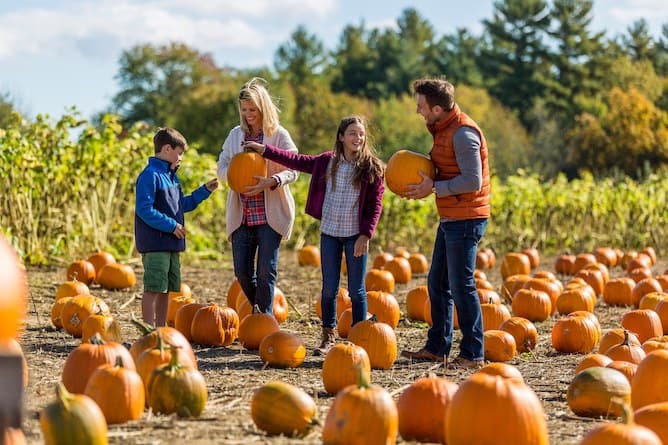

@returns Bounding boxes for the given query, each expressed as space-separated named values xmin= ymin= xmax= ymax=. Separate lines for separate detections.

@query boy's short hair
xmin=153 ymin=128 xmax=188 ymax=154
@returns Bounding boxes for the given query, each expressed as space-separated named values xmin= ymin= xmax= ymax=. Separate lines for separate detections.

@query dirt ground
xmin=18 ymin=250 xmax=650 ymax=445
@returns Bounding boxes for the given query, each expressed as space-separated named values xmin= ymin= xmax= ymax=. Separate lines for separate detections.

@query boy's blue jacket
xmin=134 ymin=157 xmax=211 ymax=253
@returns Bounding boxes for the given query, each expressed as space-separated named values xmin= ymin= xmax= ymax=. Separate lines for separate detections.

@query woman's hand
xmin=241 ymin=141 xmax=265 ymax=153
xmin=242 ymin=176 xmax=279 ymax=196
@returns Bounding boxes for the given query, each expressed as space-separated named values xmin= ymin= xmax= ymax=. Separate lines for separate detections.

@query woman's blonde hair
xmin=238 ymin=77 xmax=280 ymax=137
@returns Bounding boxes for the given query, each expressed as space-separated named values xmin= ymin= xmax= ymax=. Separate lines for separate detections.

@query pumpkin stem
xmin=613 ymin=397 xmax=634 ymax=425
xmin=166 ymin=345 xmax=183 ymax=369
xmin=354 ymin=362 xmax=370 ymax=389
xmin=88 ymin=332 xmax=106 ymax=345
xmin=131 ymin=312 xmax=155 ymax=335
xmin=55 ymin=382 xmax=72 ymax=410
xmin=114 ymin=355 xmax=124 ymax=368
xmin=621 ymin=329 xmax=630 ymax=346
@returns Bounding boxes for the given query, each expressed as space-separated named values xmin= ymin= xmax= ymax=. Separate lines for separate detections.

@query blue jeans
xmin=320 ymin=233 xmax=368 ymax=329
xmin=426 ymin=218 xmax=487 ymax=361
xmin=231 ymin=223 xmax=282 ymax=314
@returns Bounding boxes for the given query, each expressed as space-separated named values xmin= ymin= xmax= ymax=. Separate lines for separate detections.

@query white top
xmin=216 ymin=125 xmax=299 ymax=240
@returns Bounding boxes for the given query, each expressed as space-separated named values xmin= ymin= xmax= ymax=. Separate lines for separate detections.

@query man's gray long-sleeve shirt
xmin=433 ymin=126 xmax=482 ymax=197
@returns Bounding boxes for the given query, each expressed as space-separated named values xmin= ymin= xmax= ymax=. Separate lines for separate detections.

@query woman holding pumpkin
xmin=216 ymin=78 xmax=299 ymax=316
xmin=243 ymin=115 xmax=384 ymax=355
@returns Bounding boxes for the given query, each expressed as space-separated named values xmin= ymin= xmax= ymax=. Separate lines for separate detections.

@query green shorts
xmin=141 ymin=252 xmax=181 ymax=293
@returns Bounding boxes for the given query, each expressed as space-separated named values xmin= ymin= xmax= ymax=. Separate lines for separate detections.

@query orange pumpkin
xmin=129 ymin=316 xmax=197 ymax=367
xmin=55 ymin=279 xmax=91 ymax=301
xmin=81 ymin=314 xmax=122 ymax=343
xmin=135 ymin=331 xmax=197 ymax=392
xmin=405 ymin=285 xmax=429 ymax=321
xmin=238 ymin=313 xmax=280 ymax=350
xmin=364 ymin=269 xmax=395 ymax=293
xmin=347 ymin=319 xmax=397 ymax=370
xmin=166 ymin=294 xmax=196 ymax=328
xmin=50 ymin=297 xmax=72 ymax=330
xmin=86 ymin=250 xmax=116 ymax=281
xmin=599 ymin=328 xmax=642 ymax=354
xmin=385 ymin=149 xmax=436 ymax=198
xmin=555 ymin=254 xmax=576 ymax=275
xmin=499 ymin=317 xmax=538 ymax=353
xmin=575 ymin=354 xmax=613 ymax=374
xmin=475 ymin=362 xmax=524 ymax=383
xmin=259 ymin=330 xmax=306 ymax=368
xmin=272 ymin=287 xmax=289 ymax=323
xmin=337 ymin=309 xmax=371 ymax=338
xmin=174 ymin=302 xmax=208 ymax=341
xmin=551 ymin=314 xmax=599 ymax=353
xmin=604 ymin=330 xmax=646 ymax=364
xmin=66 ymin=260 xmax=97 ymax=285
xmin=97 ymin=263 xmax=136 ymax=290
xmin=297 ymin=245 xmax=321 ymax=267
xmin=484 ymin=329 xmax=517 ymax=362
xmin=190 ymin=304 xmax=239 ymax=347
xmin=226 ymin=279 xmax=242 ymax=309
xmin=0 ymin=235 xmax=28 ymax=341
xmin=481 ymin=302 xmax=511 ymax=331
xmin=322 ymin=368 xmax=398 ymax=444
xmin=521 ymin=248 xmax=540 ymax=269
xmin=603 ymin=277 xmax=637 ymax=306
xmin=500 ymin=252 xmax=531 ymax=280
xmin=251 ymin=381 xmax=318 ymax=437
xmin=168 ymin=283 xmax=192 ymax=299
xmin=322 ymin=342 xmax=371 ymax=394
xmin=383 ymin=257 xmax=412 ymax=284
xmin=631 ymin=349 xmax=668 ymax=410
xmin=84 ymin=356 xmax=145 ymax=424
xmin=366 ymin=291 xmax=401 ymax=328
xmin=62 ymin=334 xmax=135 ymax=394
xmin=634 ymin=401 xmax=668 ymax=444
xmin=446 ymin=373 xmax=549 ymax=444
xmin=61 ymin=295 xmax=111 ymax=338
xmin=371 ymin=252 xmax=394 ymax=269
xmin=621 ymin=309 xmax=663 ymax=343
xmin=407 ymin=252 xmax=429 ymax=274
xmin=511 ymin=288 xmax=551 ymax=322
xmin=227 ymin=151 xmax=267 ymax=193
xmin=397 ymin=375 xmax=458 ymax=444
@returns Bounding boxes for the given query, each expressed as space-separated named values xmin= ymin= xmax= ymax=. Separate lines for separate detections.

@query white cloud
xmin=0 ymin=0 xmax=337 ymax=61
xmin=607 ymin=0 xmax=667 ymax=30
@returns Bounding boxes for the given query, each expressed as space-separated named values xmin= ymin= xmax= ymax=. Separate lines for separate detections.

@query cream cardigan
xmin=216 ymin=125 xmax=298 ymax=240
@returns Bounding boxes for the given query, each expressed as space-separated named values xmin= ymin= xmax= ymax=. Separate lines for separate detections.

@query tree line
xmin=3 ymin=0 xmax=667 ymax=179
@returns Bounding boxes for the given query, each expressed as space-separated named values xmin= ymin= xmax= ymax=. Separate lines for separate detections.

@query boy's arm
xmin=136 ymin=173 xmax=178 ymax=233
xmin=182 ymin=182 xmax=214 ymax=213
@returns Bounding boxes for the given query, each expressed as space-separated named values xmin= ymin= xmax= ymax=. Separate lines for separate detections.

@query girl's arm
xmin=242 ymin=141 xmax=322 ymax=174
xmin=359 ymin=175 xmax=385 ymax=239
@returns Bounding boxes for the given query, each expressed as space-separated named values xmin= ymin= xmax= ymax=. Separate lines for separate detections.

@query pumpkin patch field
xmin=15 ymin=248 xmax=668 ymax=444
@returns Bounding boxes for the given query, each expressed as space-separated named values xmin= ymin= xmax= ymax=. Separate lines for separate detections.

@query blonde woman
xmin=217 ymin=78 xmax=298 ymax=315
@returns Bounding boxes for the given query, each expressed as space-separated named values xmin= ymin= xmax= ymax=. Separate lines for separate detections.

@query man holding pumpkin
xmin=401 ymin=77 xmax=490 ymax=369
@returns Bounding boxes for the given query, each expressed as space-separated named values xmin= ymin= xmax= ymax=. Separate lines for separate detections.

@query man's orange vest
xmin=428 ymin=104 xmax=490 ymax=219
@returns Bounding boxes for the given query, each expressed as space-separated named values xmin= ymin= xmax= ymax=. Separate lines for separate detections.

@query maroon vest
xmin=429 ymin=104 xmax=490 ymax=219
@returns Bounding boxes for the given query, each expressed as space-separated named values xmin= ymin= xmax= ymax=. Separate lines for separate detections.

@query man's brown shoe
xmin=447 ymin=356 xmax=484 ymax=369
xmin=400 ymin=347 xmax=443 ymax=362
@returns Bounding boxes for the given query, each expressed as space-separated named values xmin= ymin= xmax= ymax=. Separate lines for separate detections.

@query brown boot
xmin=313 ymin=327 xmax=336 ymax=356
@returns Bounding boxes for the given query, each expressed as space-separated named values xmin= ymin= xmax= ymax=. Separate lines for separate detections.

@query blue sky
xmin=1 ymin=0 xmax=665 ymax=120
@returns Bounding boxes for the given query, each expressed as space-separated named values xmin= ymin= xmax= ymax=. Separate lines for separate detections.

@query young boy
xmin=135 ymin=127 xmax=218 ymax=326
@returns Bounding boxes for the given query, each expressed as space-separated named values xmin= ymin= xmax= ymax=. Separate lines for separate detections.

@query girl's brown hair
xmin=329 ymin=115 xmax=384 ymax=189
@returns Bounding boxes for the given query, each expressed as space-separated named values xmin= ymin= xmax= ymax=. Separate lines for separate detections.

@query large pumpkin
xmin=61 ymin=334 xmax=135 ymax=394
xmin=86 ymin=251 xmax=116 ymax=282
xmin=385 ymin=149 xmax=436 ymax=198
xmin=322 ymin=369 xmax=398 ymax=445
xmin=66 ymin=260 xmax=96 ymax=285
xmin=84 ymin=357 xmax=145 ymax=424
xmin=227 ymin=151 xmax=267 ymax=193
xmin=259 ymin=330 xmax=306 ymax=368
xmin=61 ymin=295 xmax=111 ymax=338
xmin=397 ymin=375 xmax=458 ymax=444
xmin=347 ymin=319 xmax=397 ymax=370
xmin=567 ymin=366 xmax=631 ymax=418
xmin=146 ymin=346 xmax=207 ymax=418
xmin=129 ymin=316 xmax=197 ymax=367
xmin=445 ymin=372 xmax=549 ymax=445
xmin=322 ymin=342 xmax=371 ymax=394
xmin=250 ymin=381 xmax=318 ymax=437
xmin=0 ymin=235 xmax=28 ymax=341
xmin=631 ymin=349 xmax=668 ymax=410
xmin=97 ymin=263 xmax=136 ymax=290
xmin=40 ymin=383 xmax=108 ymax=445
xmin=238 ymin=313 xmax=280 ymax=350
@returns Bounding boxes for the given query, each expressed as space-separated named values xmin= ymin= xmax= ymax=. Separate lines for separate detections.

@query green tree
xmin=433 ymin=28 xmax=484 ymax=87
xmin=111 ymin=43 xmax=222 ymax=127
xmin=620 ymin=19 xmax=656 ymax=62
xmin=544 ymin=0 xmax=605 ymax=121
xmin=0 ymin=92 xmax=17 ymax=128
xmin=274 ymin=25 xmax=328 ymax=84
xmin=479 ymin=0 xmax=552 ymax=125
xmin=567 ymin=87 xmax=668 ymax=175
xmin=329 ymin=23 xmax=383 ymax=99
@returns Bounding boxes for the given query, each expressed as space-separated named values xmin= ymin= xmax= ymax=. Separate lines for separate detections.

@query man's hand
xmin=404 ymin=171 xmax=434 ymax=199
xmin=173 ymin=223 xmax=186 ymax=239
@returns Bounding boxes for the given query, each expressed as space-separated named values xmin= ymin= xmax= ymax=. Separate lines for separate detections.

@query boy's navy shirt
xmin=135 ymin=156 xmax=210 ymax=253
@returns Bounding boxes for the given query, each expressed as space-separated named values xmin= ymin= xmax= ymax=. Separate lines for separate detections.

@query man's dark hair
xmin=413 ymin=78 xmax=455 ymax=111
